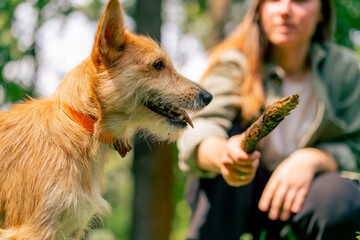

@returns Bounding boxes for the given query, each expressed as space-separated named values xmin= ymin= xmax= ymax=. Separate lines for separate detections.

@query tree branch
xmin=241 ymin=94 xmax=299 ymax=153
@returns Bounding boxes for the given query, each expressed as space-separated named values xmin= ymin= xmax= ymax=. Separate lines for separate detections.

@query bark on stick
xmin=241 ymin=94 xmax=299 ymax=153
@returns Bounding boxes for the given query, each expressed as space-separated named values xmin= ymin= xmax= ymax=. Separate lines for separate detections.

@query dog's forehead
xmin=131 ymin=35 xmax=165 ymax=55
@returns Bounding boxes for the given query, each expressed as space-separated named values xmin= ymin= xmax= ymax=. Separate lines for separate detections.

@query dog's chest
xmin=58 ymin=146 xmax=111 ymax=239
xmin=84 ymin=145 xmax=111 ymax=215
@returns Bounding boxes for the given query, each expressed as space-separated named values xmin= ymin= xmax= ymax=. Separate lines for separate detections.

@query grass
xmin=240 ymin=228 xmax=297 ymax=240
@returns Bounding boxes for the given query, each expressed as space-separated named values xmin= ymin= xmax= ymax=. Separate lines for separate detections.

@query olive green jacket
xmin=177 ymin=43 xmax=360 ymax=178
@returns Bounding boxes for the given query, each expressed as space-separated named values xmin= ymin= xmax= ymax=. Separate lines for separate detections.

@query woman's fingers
xmin=227 ymin=135 xmax=261 ymax=162
xmin=223 ymin=162 xmax=254 ymax=173
xmin=280 ymin=187 xmax=297 ymax=221
xmin=223 ymin=172 xmax=253 ymax=186
xmin=268 ymin=184 xmax=288 ymax=220
xmin=291 ymin=185 xmax=309 ymax=213
xmin=221 ymin=158 xmax=259 ymax=186
xmin=220 ymin=134 xmax=261 ymax=187
xmin=259 ymin=176 xmax=279 ymax=212
xmin=259 ymin=177 xmax=311 ymax=221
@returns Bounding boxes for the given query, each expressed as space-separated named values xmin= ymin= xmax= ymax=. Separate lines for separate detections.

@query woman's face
xmin=259 ymin=0 xmax=322 ymax=48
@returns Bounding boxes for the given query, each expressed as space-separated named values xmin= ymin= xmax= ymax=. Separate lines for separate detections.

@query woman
xmin=177 ymin=0 xmax=360 ymax=239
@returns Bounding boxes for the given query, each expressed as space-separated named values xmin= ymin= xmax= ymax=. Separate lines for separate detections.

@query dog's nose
xmin=200 ymin=90 xmax=213 ymax=106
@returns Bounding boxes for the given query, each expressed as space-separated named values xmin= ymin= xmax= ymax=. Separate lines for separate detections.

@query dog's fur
xmin=0 ymin=1 xmax=212 ymax=239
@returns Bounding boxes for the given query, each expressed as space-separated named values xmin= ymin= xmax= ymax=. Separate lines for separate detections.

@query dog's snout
xmin=200 ymin=90 xmax=213 ymax=106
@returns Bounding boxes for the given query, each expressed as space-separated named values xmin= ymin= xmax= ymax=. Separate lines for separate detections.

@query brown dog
xmin=0 ymin=0 xmax=212 ymax=239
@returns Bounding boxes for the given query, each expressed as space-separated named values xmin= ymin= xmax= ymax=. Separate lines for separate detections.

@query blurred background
xmin=0 ymin=0 xmax=359 ymax=239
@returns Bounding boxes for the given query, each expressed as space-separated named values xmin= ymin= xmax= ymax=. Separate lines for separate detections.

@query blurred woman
xmin=177 ymin=0 xmax=360 ymax=239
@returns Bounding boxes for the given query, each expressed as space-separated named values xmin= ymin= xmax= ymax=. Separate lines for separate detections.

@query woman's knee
xmin=291 ymin=173 xmax=360 ymax=239
xmin=304 ymin=173 xmax=359 ymax=216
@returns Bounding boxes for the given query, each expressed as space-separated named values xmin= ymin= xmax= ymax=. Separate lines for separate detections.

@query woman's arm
xmin=178 ymin=50 xmax=248 ymax=177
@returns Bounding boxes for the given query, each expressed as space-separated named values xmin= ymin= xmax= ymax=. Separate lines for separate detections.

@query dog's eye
xmin=152 ymin=60 xmax=165 ymax=70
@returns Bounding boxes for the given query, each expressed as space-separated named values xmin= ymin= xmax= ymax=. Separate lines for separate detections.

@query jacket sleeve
xmin=316 ymin=48 xmax=360 ymax=172
xmin=177 ymin=50 xmax=246 ymax=178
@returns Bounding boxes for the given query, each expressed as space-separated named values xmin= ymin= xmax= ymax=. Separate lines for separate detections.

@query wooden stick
xmin=241 ymin=94 xmax=299 ymax=153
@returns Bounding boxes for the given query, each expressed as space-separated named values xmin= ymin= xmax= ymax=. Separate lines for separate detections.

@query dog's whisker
xmin=144 ymin=137 xmax=153 ymax=152
xmin=175 ymin=87 xmax=184 ymax=95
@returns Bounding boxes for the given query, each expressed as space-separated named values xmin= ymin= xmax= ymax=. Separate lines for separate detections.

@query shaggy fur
xmin=0 ymin=1 xmax=212 ymax=239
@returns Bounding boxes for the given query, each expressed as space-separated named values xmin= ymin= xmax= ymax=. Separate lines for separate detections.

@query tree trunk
xmin=131 ymin=0 xmax=174 ymax=240
xmin=131 ymin=139 xmax=173 ymax=240
xmin=205 ymin=0 xmax=232 ymax=49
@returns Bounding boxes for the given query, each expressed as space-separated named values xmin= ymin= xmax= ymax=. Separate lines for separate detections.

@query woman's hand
xmin=220 ymin=134 xmax=260 ymax=186
xmin=197 ymin=134 xmax=260 ymax=186
xmin=258 ymin=148 xmax=338 ymax=221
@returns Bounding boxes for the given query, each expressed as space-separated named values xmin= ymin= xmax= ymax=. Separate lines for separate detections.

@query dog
xmin=0 ymin=0 xmax=212 ymax=239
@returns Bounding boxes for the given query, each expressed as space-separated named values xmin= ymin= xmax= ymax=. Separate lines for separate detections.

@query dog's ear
xmin=92 ymin=0 xmax=127 ymax=64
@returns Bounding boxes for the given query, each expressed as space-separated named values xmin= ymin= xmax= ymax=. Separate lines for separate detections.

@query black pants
xmin=185 ymin=167 xmax=360 ymax=240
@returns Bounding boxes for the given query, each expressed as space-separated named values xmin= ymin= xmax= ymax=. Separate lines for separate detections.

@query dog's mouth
xmin=143 ymin=97 xmax=193 ymax=128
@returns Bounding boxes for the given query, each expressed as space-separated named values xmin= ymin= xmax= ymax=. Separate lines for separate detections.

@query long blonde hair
xmin=202 ymin=0 xmax=334 ymax=122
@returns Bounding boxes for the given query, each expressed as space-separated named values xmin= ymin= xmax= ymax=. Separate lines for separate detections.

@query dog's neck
xmin=52 ymin=58 xmax=132 ymax=157
xmin=60 ymin=104 xmax=132 ymax=157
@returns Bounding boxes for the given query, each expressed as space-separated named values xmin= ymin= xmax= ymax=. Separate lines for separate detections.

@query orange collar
xmin=60 ymin=104 xmax=132 ymax=157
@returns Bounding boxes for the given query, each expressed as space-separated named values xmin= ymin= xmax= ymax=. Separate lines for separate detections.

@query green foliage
xmin=171 ymin=148 xmax=191 ymax=240
xmin=182 ymin=0 xmax=211 ymax=38
xmin=334 ymin=0 xmax=360 ymax=48
xmin=355 ymin=45 xmax=360 ymax=60
xmin=0 ymin=1 xmax=29 ymax=104
xmin=241 ymin=227 xmax=298 ymax=240
xmin=94 ymin=151 xmax=134 ymax=239
xmin=0 ymin=0 xmax=114 ymax=105
xmin=240 ymin=233 xmax=254 ymax=240
xmin=2 ymin=81 xmax=29 ymax=103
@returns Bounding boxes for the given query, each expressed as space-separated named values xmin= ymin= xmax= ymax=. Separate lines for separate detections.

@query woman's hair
xmin=203 ymin=0 xmax=334 ymax=122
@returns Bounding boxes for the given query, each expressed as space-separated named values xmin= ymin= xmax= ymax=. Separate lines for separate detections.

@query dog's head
xmin=90 ymin=0 xmax=212 ymax=141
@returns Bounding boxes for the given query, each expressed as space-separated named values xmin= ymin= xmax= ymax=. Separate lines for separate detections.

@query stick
xmin=241 ymin=94 xmax=299 ymax=153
